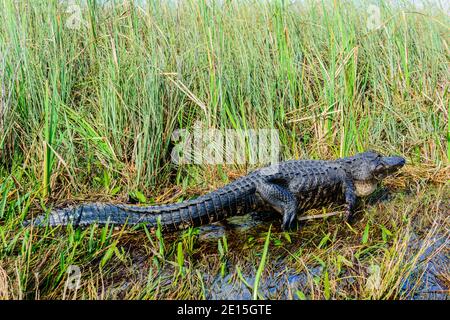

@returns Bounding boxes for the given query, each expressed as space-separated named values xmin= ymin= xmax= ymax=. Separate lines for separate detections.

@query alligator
xmin=24 ymin=151 xmax=405 ymax=231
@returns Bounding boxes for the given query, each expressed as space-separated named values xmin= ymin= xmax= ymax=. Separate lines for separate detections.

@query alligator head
xmin=338 ymin=151 xmax=406 ymax=196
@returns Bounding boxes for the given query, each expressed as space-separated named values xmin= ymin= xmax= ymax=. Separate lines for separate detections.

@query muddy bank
xmin=107 ymin=210 xmax=448 ymax=300
xmin=197 ymin=214 xmax=449 ymax=300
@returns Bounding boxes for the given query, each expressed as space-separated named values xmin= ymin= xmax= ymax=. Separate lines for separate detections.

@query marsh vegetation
xmin=0 ymin=0 xmax=448 ymax=299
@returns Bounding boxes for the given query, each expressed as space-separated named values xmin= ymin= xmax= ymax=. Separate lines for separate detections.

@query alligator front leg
xmin=342 ymin=178 xmax=357 ymax=222
xmin=255 ymin=181 xmax=298 ymax=231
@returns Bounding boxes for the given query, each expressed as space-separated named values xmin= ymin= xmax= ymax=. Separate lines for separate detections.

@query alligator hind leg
xmin=255 ymin=182 xmax=298 ymax=231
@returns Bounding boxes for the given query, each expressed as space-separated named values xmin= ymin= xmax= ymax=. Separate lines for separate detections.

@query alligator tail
xmin=23 ymin=193 xmax=241 ymax=231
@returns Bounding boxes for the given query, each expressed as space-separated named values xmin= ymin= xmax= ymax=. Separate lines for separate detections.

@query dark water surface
xmin=187 ymin=212 xmax=449 ymax=300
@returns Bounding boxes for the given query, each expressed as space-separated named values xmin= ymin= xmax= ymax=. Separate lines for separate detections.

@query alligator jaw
xmin=354 ymin=180 xmax=378 ymax=197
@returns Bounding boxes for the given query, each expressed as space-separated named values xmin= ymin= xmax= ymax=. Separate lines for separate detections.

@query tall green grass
xmin=0 ymin=0 xmax=447 ymax=199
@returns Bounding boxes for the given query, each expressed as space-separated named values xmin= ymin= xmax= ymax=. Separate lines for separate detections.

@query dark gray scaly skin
xmin=24 ymin=151 xmax=405 ymax=231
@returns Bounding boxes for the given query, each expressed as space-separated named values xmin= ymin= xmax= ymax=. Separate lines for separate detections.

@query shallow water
xmin=178 ymin=212 xmax=449 ymax=299
xmin=199 ymin=206 xmax=450 ymax=300
xmin=401 ymin=234 xmax=449 ymax=300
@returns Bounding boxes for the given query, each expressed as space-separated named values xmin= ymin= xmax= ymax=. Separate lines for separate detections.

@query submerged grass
xmin=0 ymin=0 xmax=448 ymax=299
xmin=253 ymin=226 xmax=271 ymax=300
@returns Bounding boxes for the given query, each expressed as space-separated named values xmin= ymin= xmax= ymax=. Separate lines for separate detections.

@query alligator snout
xmin=382 ymin=156 xmax=406 ymax=169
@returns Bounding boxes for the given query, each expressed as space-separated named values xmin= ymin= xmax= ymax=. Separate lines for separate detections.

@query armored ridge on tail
xmin=24 ymin=151 xmax=405 ymax=231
